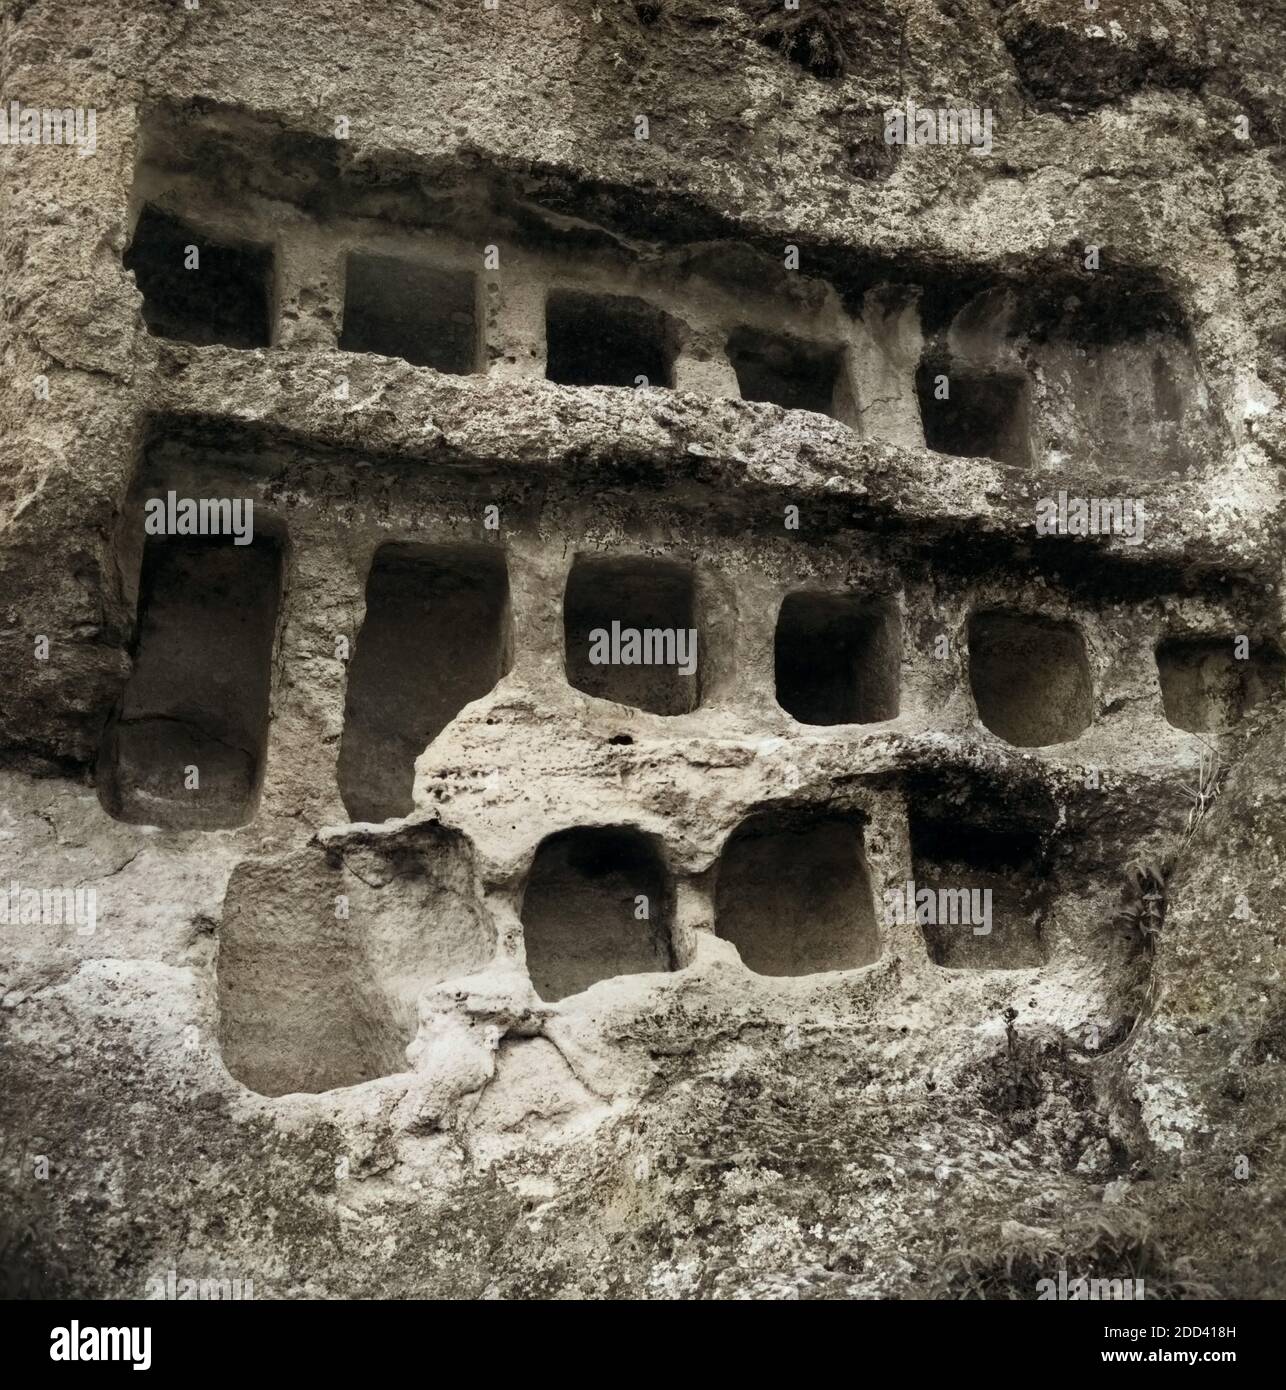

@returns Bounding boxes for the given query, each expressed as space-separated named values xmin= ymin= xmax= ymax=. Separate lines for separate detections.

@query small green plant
xmin=1114 ymin=861 xmax=1167 ymax=955
xmin=1113 ymin=742 xmax=1226 ymax=956
xmin=1179 ymin=740 xmax=1225 ymax=852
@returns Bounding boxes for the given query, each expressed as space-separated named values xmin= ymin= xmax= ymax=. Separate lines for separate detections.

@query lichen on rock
xmin=3 ymin=0 xmax=1286 ymax=1303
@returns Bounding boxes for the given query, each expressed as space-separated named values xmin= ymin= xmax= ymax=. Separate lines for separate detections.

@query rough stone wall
xmin=2 ymin=0 xmax=1286 ymax=1299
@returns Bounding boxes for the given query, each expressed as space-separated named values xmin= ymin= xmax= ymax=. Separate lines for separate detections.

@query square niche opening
xmin=338 ymin=543 xmax=512 ymax=823
xmin=564 ymin=555 xmax=699 ymax=716
xmin=727 ymin=326 xmax=843 ymax=417
xmin=545 ymin=290 xmax=674 ymax=387
xmin=714 ymin=809 xmax=879 ymax=976
xmin=340 ymin=253 xmax=480 ymax=372
xmin=917 ymin=360 xmax=1031 ymax=465
xmin=775 ymin=590 xmax=900 ymax=725
xmin=909 ymin=814 xmax=1048 ymax=969
xmin=1156 ymin=637 xmax=1285 ymax=734
xmin=968 ymin=609 xmax=1093 ymax=747
xmin=218 ymin=829 xmax=495 ymax=1096
xmin=124 ymin=204 xmax=273 ymax=348
xmin=520 ymin=827 xmax=674 ymax=1002
xmin=98 ymin=535 xmax=283 ymax=829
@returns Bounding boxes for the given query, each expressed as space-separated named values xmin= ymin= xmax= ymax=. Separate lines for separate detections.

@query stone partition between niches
xmin=127 ymin=106 xmax=1228 ymax=483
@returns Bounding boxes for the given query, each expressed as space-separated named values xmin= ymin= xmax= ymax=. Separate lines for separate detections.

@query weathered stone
xmin=2 ymin=0 xmax=1286 ymax=1302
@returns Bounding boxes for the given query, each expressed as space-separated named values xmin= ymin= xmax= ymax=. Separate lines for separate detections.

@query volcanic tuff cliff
xmin=2 ymin=0 xmax=1286 ymax=1299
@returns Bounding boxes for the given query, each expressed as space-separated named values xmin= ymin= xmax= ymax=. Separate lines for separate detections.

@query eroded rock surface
xmin=2 ymin=0 xmax=1286 ymax=1299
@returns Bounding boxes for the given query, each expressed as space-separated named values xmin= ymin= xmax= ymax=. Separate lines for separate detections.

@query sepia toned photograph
xmin=1 ymin=0 xmax=1282 ymax=1353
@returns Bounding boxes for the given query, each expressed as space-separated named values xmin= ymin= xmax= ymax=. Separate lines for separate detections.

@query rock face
xmin=2 ymin=0 xmax=1285 ymax=1300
